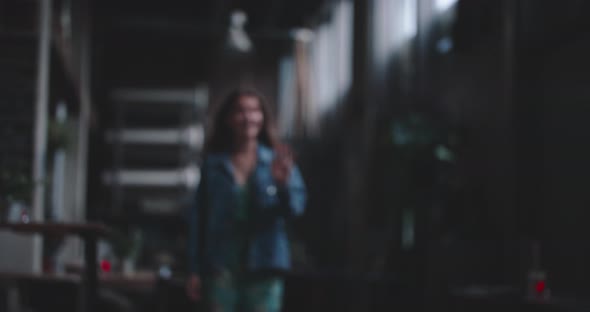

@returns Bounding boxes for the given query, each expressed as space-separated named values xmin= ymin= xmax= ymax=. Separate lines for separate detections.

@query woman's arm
xmin=269 ymin=144 xmax=307 ymax=219
xmin=276 ymin=165 xmax=307 ymax=219
xmin=187 ymin=181 xmax=202 ymax=275
xmin=185 ymin=175 xmax=205 ymax=301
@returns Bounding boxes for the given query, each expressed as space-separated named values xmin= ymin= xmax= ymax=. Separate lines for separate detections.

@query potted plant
xmin=0 ymin=163 xmax=34 ymax=223
xmin=108 ymin=228 xmax=143 ymax=275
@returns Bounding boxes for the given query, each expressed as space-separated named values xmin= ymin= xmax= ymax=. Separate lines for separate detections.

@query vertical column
xmin=348 ymin=0 xmax=372 ymax=274
xmin=414 ymin=1 xmax=434 ymax=308
xmin=415 ymin=0 xmax=434 ymax=105
xmin=74 ymin=0 xmax=92 ymax=224
xmin=345 ymin=1 xmax=373 ymax=311
xmin=294 ymin=38 xmax=311 ymax=137
xmin=31 ymin=0 xmax=52 ymax=272
xmin=82 ymin=235 xmax=98 ymax=312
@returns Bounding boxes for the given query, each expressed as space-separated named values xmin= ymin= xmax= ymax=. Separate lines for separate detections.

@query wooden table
xmin=0 ymin=222 xmax=112 ymax=312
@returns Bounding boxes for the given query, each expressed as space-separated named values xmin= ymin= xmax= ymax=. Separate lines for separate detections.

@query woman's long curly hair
xmin=205 ymin=88 xmax=278 ymax=154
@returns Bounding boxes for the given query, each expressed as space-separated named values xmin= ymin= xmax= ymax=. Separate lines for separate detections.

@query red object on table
xmin=100 ymin=260 xmax=112 ymax=273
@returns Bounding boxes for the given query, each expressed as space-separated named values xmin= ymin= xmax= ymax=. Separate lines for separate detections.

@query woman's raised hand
xmin=271 ymin=144 xmax=294 ymax=186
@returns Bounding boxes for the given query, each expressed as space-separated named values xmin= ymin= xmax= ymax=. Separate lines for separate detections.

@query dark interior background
xmin=2 ymin=0 xmax=590 ymax=311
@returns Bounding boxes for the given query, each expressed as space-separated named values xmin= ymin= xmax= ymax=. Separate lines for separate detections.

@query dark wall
xmin=519 ymin=28 xmax=590 ymax=296
xmin=357 ymin=0 xmax=590 ymax=307
xmin=434 ymin=0 xmax=590 ymax=299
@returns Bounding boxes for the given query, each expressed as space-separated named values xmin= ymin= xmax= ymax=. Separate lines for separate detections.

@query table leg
xmin=83 ymin=236 xmax=98 ymax=312
xmin=6 ymin=285 xmax=20 ymax=312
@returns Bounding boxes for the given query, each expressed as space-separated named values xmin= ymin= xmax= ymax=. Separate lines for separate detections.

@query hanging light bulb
xmin=227 ymin=9 xmax=252 ymax=53
xmin=290 ymin=28 xmax=315 ymax=42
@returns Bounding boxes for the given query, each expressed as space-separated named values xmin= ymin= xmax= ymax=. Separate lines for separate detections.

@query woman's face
xmin=227 ymin=95 xmax=264 ymax=142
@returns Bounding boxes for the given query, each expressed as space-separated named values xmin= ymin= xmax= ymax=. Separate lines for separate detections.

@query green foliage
xmin=390 ymin=112 xmax=457 ymax=163
xmin=384 ymin=111 xmax=464 ymax=212
xmin=0 ymin=163 xmax=33 ymax=203
xmin=108 ymin=229 xmax=143 ymax=261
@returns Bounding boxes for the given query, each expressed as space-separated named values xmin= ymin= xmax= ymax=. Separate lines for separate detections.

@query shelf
xmin=110 ymin=87 xmax=208 ymax=106
xmin=105 ymin=125 xmax=204 ymax=147
xmin=102 ymin=166 xmax=200 ymax=188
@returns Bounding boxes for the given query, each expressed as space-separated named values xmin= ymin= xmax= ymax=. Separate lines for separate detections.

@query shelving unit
xmin=102 ymin=86 xmax=208 ymax=271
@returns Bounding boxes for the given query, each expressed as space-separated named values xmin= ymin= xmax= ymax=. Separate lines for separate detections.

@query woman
xmin=186 ymin=88 xmax=307 ymax=311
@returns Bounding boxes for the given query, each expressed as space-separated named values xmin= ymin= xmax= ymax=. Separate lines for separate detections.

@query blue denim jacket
xmin=188 ymin=144 xmax=307 ymax=275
